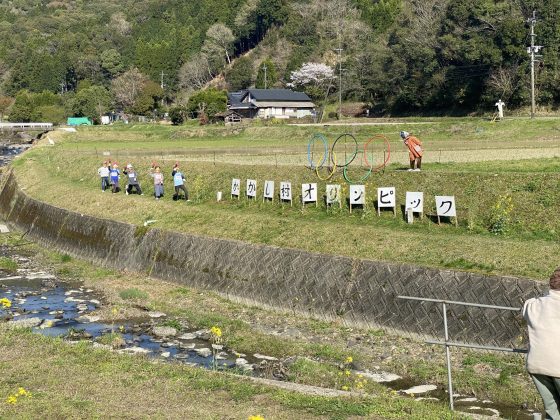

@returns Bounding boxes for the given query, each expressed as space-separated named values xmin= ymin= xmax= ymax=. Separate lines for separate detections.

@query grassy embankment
xmin=12 ymin=117 xmax=560 ymax=279
xmin=0 ymin=234 xmax=537 ymax=418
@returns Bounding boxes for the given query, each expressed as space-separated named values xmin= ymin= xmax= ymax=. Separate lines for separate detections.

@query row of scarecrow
xmin=229 ymin=179 xmax=457 ymax=224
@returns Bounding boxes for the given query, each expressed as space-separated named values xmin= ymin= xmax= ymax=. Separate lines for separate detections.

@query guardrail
xmin=397 ymin=295 xmax=531 ymax=414
xmin=0 ymin=123 xmax=53 ymax=131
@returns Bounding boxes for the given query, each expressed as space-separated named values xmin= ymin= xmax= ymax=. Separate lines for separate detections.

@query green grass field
xmin=12 ymin=117 xmax=560 ymax=280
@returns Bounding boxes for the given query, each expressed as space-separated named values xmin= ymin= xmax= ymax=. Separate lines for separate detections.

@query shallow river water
xmin=0 ymin=263 xmax=540 ymax=419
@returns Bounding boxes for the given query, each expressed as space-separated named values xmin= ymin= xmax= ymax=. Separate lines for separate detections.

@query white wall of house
xmin=257 ymin=106 xmax=313 ymax=119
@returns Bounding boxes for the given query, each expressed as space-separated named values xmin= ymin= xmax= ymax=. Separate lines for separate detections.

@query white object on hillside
xmin=495 ymin=99 xmax=505 ymax=119
xmin=143 ymin=220 xmax=157 ymax=227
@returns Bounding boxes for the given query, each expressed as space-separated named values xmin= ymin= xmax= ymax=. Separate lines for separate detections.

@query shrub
xmin=488 ymin=195 xmax=514 ymax=235
xmin=169 ymin=106 xmax=185 ymax=125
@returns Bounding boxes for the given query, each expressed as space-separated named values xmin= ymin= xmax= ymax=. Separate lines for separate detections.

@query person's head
xmin=550 ymin=267 xmax=560 ymax=290
xmin=103 ymin=162 xmax=107 ymax=167
xmin=400 ymin=131 xmax=409 ymax=140
xmin=155 ymin=166 xmax=160 ymax=173
xmin=113 ymin=163 xmax=118 ymax=168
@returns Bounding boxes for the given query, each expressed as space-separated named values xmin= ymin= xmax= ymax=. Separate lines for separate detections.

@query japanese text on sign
xmin=435 ymin=196 xmax=456 ymax=217
xmin=302 ymin=183 xmax=318 ymax=203
xmin=377 ymin=187 xmax=396 ymax=208
xmin=280 ymin=182 xmax=292 ymax=201
xmin=231 ymin=178 xmax=240 ymax=196
xmin=405 ymin=191 xmax=423 ymax=213
xmin=246 ymin=179 xmax=257 ymax=198
xmin=263 ymin=180 xmax=274 ymax=199
xmin=349 ymin=185 xmax=365 ymax=205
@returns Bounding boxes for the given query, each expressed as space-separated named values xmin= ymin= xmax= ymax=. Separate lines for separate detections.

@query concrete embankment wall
xmin=0 ymin=171 xmax=545 ymax=347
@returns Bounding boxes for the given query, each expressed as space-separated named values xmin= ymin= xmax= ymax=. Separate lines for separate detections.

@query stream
xmin=0 ymin=258 xmax=539 ymax=420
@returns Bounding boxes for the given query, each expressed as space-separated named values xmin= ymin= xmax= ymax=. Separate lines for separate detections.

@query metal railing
xmin=397 ymin=295 xmax=529 ymax=413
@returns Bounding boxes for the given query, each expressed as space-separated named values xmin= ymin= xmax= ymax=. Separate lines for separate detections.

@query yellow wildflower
xmin=248 ymin=416 xmax=265 ymax=420
xmin=345 ymin=356 xmax=353 ymax=364
xmin=210 ymin=326 xmax=222 ymax=338
xmin=119 ymin=326 xmax=125 ymax=333
xmin=344 ymin=370 xmax=351 ymax=376
xmin=17 ymin=388 xmax=28 ymax=397
xmin=0 ymin=298 xmax=11 ymax=309
xmin=6 ymin=395 xmax=17 ymax=405
xmin=341 ymin=385 xmax=349 ymax=391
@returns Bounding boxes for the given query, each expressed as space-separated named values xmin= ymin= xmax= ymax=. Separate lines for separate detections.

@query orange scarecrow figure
xmin=400 ymin=131 xmax=423 ymax=171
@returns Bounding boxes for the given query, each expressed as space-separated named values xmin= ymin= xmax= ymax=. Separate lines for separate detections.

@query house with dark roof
xmin=227 ymin=89 xmax=315 ymax=119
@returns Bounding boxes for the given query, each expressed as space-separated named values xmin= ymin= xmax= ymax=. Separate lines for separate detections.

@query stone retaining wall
xmin=0 ymin=171 xmax=545 ymax=347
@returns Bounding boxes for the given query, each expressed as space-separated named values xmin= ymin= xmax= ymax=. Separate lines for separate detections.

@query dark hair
xmin=550 ymin=267 xmax=560 ymax=290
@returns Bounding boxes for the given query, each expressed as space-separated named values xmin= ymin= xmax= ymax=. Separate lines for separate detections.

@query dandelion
xmin=344 ymin=369 xmax=351 ymax=376
xmin=17 ymin=388 xmax=28 ymax=397
xmin=6 ymin=395 xmax=17 ymax=404
xmin=0 ymin=298 xmax=11 ymax=309
xmin=341 ymin=385 xmax=349 ymax=391
xmin=345 ymin=356 xmax=353 ymax=364
xmin=210 ymin=326 xmax=222 ymax=338
xmin=248 ymin=416 xmax=265 ymax=420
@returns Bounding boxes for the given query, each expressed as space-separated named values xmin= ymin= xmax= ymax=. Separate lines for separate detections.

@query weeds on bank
xmin=0 ymin=257 xmax=18 ymax=273
xmin=488 ymin=194 xmax=514 ymax=235
xmin=119 ymin=288 xmax=149 ymax=300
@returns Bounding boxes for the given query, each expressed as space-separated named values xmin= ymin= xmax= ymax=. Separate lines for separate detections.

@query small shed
xmin=215 ymin=110 xmax=242 ymax=125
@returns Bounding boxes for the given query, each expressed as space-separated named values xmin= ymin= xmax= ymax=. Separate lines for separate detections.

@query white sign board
xmin=405 ymin=191 xmax=424 ymax=214
xmin=301 ymin=183 xmax=318 ymax=204
xmin=263 ymin=180 xmax=274 ymax=199
xmin=231 ymin=178 xmax=240 ymax=197
xmin=377 ymin=187 xmax=396 ymax=208
xmin=246 ymin=179 xmax=257 ymax=198
xmin=280 ymin=182 xmax=292 ymax=201
xmin=326 ymin=184 xmax=341 ymax=205
xmin=349 ymin=185 xmax=365 ymax=205
xmin=435 ymin=196 xmax=456 ymax=217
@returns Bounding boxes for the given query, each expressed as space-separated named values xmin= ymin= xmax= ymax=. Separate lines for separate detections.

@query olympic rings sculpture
xmin=307 ymin=133 xmax=391 ymax=183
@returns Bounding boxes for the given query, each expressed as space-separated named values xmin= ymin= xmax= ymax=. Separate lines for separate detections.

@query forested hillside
xmin=0 ymin=0 xmax=559 ymax=121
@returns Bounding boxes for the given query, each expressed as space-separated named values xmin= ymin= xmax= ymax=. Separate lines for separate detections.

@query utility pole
xmin=527 ymin=11 xmax=543 ymax=119
xmin=334 ymin=46 xmax=343 ymax=119
xmin=262 ymin=64 xmax=268 ymax=89
xmin=160 ymin=71 xmax=166 ymax=107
